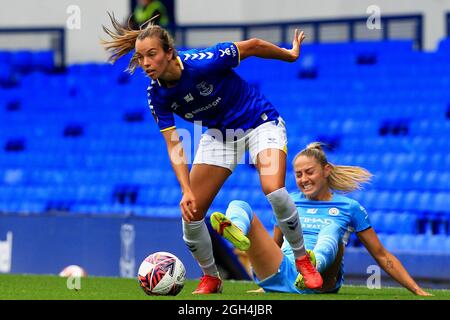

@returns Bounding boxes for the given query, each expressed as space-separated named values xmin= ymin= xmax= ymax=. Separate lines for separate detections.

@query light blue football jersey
xmin=279 ymin=192 xmax=372 ymax=280
xmin=147 ymin=42 xmax=280 ymax=135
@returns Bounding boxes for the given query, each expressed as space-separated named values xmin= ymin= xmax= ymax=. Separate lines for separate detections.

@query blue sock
xmin=225 ymin=200 xmax=253 ymax=235
xmin=313 ymin=223 xmax=343 ymax=273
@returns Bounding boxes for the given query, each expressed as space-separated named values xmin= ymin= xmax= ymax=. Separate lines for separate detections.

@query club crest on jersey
xmin=196 ymin=81 xmax=214 ymax=96
xmin=328 ymin=208 xmax=340 ymax=216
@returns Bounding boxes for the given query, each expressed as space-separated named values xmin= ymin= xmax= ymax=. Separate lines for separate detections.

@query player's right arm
xmin=161 ymin=128 xmax=197 ymax=222
xmin=236 ymin=29 xmax=306 ymax=62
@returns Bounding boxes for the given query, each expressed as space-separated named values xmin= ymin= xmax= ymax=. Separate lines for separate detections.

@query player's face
xmin=135 ymin=37 xmax=172 ymax=80
xmin=294 ymin=155 xmax=331 ymax=200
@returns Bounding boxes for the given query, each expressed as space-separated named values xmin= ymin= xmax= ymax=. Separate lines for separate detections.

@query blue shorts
xmin=253 ymin=255 xmax=343 ymax=294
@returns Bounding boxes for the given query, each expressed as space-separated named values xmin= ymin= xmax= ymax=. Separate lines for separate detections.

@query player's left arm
xmin=236 ymin=29 xmax=306 ymax=62
xmin=357 ymin=228 xmax=432 ymax=296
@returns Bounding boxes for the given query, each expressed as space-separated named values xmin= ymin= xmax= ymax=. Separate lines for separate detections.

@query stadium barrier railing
xmin=175 ymin=14 xmax=423 ymax=50
xmin=0 ymin=27 xmax=65 ymax=69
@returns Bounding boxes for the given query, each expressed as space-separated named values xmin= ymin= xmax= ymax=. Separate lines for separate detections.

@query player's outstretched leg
xmin=210 ymin=200 xmax=252 ymax=251
xmin=313 ymin=223 xmax=342 ymax=274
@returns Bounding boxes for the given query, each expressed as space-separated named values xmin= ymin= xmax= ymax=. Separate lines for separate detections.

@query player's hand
xmin=415 ymin=288 xmax=433 ymax=296
xmin=247 ymin=287 xmax=265 ymax=293
xmin=180 ymin=189 xmax=197 ymax=222
xmin=287 ymin=29 xmax=306 ymax=62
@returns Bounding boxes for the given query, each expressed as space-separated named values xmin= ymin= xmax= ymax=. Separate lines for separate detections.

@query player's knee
xmin=261 ymin=183 xmax=285 ymax=196
xmin=228 ymin=200 xmax=253 ymax=220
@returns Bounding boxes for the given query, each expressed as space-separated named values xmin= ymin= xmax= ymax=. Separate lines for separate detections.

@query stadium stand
xmin=1 ymin=37 xmax=449 ymax=280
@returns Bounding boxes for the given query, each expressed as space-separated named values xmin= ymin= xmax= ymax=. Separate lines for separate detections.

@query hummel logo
xmin=287 ymin=220 xmax=298 ymax=231
xmin=183 ymin=52 xmax=214 ymax=61
xmin=186 ymin=243 xmax=197 ymax=252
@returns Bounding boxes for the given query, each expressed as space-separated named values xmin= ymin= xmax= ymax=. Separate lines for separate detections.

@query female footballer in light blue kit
xmin=211 ymin=142 xmax=431 ymax=296
xmin=102 ymin=14 xmax=321 ymax=293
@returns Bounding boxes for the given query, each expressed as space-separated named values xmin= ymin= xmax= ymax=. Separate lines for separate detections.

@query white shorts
xmin=193 ymin=117 xmax=288 ymax=172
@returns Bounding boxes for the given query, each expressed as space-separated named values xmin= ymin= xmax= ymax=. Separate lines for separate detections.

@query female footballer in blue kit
xmin=102 ymin=14 xmax=322 ymax=293
xmin=211 ymin=142 xmax=431 ymax=296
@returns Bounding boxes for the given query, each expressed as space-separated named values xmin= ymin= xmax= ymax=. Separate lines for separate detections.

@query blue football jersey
xmin=279 ymin=192 xmax=372 ymax=279
xmin=146 ymin=42 xmax=280 ymax=134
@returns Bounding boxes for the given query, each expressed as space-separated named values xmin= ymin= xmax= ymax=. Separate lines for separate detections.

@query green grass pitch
xmin=0 ymin=274 xmax=449 ymax=300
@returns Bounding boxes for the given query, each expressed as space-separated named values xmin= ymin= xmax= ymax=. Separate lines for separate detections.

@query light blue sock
xmin=225 ymin=200 xmax=254 ymax=236
xmin=313 ymin=223 xmax=343 ymax=273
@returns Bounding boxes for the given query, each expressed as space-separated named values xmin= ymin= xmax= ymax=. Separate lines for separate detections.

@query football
xmin=59 ymin=265 xmax=87 ymax=277
xmin=137 ymin=251 xmax=186 ymax=296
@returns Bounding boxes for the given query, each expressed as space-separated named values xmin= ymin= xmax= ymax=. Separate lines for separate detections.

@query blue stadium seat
xmin=433 ymin=193 xmax=450 ymax=213
xmin=402 ymin=191 xmax=420 ymax=212
xmin=369 ymin=212 xmax=383 ymax=233
xmin=424 ymin=235 xmax=448 ymax=254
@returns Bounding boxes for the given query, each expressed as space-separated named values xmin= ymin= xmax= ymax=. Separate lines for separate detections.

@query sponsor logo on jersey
xmin=196 ymin=81 xmax=214 ymax=96
xmin=219 ymin=48 xmax=231 ymax=57
xmin=230 ymin=44 xmax=237 ymax=57
xmin=303 ymin=217 xmax=333 ymax=224
xmin=184 ymin=93 xmax=194 ymax=103
xmin=328 ymin=208 xmax=340 ymax=216
xmin=220 ymin=44 xmax=237 ymax=58
xmin=301 ymin=217 xmax=333 ymax=229
xmin=184 ymin=97 xmax=222 ymax=119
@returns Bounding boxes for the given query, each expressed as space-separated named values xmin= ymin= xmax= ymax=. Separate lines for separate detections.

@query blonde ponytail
xmin=293 ymin=142 xmax=372 ymax=193
xmin=101 ymin=12 xmax=176 ymax=74
xmin=101 ymin=12 xmax=140 ymax=65
xmin=327 ymin=164 xmax=373 ymax=192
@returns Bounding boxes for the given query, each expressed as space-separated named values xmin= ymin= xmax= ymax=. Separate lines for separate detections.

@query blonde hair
xmin=101 ymin=12 xmax=176 ymax=74
xmin=293 ymin=142 xmax=373 ymax=193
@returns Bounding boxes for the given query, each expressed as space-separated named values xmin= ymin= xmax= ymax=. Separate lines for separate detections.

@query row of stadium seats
xmin=0 ymin=180 xmax=449 ymax=217
xmin=1 ymin=165 xmax=450 ymax=193
xmin=354 ymin=234 xmax=450 ymax=254
xmin=1 ymin=196 xmax=449 ymax=238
